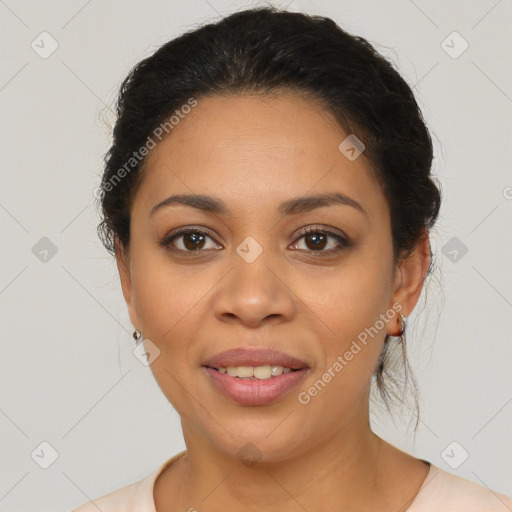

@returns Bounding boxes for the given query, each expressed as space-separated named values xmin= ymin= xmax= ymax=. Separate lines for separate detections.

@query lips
xmin=204 ymin=366 xmax=309 ymax=405
xmin=202 ymin=348 xmax=309 ymax=370
xmin=202 ymin=347 xmax=310 ymax=406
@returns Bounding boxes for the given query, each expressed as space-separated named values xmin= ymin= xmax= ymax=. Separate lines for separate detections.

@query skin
xmin=116 ymin=92 xmax=432 ymax=511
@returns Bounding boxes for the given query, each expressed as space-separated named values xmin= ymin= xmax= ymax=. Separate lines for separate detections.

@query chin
xmin=195 ymin=413 xmax=314 ymax=466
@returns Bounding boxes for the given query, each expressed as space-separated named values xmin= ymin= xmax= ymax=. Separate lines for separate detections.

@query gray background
xmin=0 ymin=0 xmax=511 ymax=510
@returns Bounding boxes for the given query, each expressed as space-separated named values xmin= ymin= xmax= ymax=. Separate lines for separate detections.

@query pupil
xmin=185 ymin=232 xmax=204 ymax=250
xmin=307 ymin=233 xmax=326 ymax=250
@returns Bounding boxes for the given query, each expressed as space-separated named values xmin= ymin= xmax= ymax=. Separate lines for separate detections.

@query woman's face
xmin=117 ymin=93 xmax=424 ymax=462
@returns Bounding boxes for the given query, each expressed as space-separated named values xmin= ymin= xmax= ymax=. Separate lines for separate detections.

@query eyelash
xmin=160 ymin=226 xmax=351 ymax=257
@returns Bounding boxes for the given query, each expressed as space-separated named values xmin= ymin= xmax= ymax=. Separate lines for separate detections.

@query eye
xmin=160 ymin=228 xmax=222 ymax=254
xmin=160 ymin=225 xmax=351 ymax=257
xmin=290 ymin=226 xmax=350 ymax=256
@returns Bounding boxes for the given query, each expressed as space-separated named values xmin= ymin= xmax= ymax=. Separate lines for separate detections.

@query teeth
xmin=271 ymin=365 xmax=284 ymax=376
xmin=217 ymin=365 xmax=296 ymax=379
xmin=237 ymin=366 xmax=253 ymax=378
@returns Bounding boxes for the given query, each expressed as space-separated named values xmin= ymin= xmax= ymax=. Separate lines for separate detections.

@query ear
xmin=115 ymin=238 xmax=140 ymax=331
xmin=386 ymin=230 xmax=431 ymax=336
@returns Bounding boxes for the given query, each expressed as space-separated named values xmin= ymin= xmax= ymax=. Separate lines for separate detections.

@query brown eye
xmin=181 ymin=231 xmax=206 ymax=250
xmin=161 ymin=228 xmax=222 ymax=254
xmin=290 ymin=227 xmax=350 ymax=256
xmin=303 ymin=232 xmax=328 ymax=251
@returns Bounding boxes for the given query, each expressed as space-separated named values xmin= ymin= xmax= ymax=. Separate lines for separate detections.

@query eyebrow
xmin=150 ymin=192 xmax=366 ymax=217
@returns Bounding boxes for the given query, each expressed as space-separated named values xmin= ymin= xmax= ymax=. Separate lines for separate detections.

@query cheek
xmin=296 ymin=248 xmax=394 ymax=407
xmin=303 ymin=255 xmax=393 ymax=344
xmin=129 ymin=250 xmax=208 ymax=411
xmin=295 ymin=267 xmax=390 ymax=423
xmin=130 ymin=245 xmax=208 ymax=338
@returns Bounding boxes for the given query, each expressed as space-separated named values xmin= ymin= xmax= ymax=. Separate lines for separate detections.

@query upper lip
xmin=202 ymin=348 xmax=309 ymax=370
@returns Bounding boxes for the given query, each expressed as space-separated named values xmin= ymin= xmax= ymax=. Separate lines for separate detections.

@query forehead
xmin=133 ymin=93 xmax=387 ymax=222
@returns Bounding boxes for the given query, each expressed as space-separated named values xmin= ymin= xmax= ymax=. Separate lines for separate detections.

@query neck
xmin=159 ymin=412 xmax=389 ymax=510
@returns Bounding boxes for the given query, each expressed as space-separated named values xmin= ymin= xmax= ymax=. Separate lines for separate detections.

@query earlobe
xmin=114 ymin=239 xmax=140 ymax=331
xmin=387 ymin=230 xmax=431 ymax=333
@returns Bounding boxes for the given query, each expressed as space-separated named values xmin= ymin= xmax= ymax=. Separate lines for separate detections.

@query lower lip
xmin=203 ymin=367 xmax=309 ymax=406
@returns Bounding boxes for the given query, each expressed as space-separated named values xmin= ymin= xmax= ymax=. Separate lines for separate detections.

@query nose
xmin=212 ymin=253 xmax=296 ymax=329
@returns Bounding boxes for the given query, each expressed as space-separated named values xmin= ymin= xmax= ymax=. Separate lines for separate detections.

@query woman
xmin=73 ymin=6 xmax=512 ymax=511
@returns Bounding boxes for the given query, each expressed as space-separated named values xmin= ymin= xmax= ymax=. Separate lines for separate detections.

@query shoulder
xmin=70 ymin=451 xmax=186 ymax=512
xmin=410 ymin=464 xmax=512 ymax=512
xmin=70 ymin=473 xmax=152 ymax=512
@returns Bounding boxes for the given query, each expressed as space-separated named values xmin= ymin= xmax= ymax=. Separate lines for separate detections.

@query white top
xmin=71 ymin=451 xmax=512 ymax=511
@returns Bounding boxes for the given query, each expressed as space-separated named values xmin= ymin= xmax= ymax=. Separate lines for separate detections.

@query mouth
xmin=202 ymin=348 xmax=310 ymax=405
